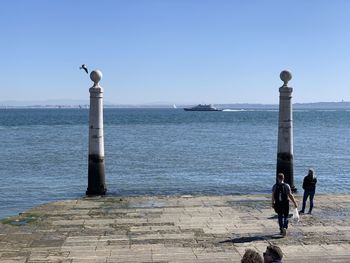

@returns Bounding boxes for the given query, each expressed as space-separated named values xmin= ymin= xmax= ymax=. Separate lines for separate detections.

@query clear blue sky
xmin=2 ymin=0 xmax=350 ymax=104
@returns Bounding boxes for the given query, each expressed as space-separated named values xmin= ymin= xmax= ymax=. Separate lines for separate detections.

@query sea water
xmin=0 ymin=108 xmax=349 ymax=218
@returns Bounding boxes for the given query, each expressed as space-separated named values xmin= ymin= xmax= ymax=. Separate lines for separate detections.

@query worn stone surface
xmin=1 ymin=194 xmax=350 ymax=262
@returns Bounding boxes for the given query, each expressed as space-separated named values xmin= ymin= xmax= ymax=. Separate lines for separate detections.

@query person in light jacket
xmin=300 ymin=168 xmax=317 ymax=214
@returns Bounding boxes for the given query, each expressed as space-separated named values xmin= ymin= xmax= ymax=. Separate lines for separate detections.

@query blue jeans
xmin=276 ymin=202 xmax=289 ymax=230
xmin=278 ymin=211 xmax=289 ymax=230
xmin=301 ymin=190 xmax=315 ymax=212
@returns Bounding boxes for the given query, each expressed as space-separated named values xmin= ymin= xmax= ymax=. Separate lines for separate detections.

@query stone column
xmin=86 ymin=70 xmax=106 ymax=195
xmin=276 ymin=70 xmax=296 ymax=192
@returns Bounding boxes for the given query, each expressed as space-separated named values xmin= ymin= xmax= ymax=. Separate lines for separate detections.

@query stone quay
xmin=1 ymin=194 xmax=350 ymax=262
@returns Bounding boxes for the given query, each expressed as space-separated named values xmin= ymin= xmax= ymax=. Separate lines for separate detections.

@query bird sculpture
xmin=80 ymin=64 xmax=88 ymax=74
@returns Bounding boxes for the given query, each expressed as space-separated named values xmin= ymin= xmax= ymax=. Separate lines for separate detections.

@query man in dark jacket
xmin=300 ymin=168 xmax=317 ymax=214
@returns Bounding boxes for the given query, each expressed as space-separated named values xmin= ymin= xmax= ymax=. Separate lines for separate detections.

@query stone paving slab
xmin=1 ymin=194 xmax=350 ymax=262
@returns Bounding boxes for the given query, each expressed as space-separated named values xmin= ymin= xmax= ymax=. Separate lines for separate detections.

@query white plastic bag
xmin=292 ymin=208 xmax=300 ymax=222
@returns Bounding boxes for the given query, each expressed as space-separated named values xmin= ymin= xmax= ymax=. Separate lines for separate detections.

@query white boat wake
xmin=222 ymin=109 xmax=246 ymax=112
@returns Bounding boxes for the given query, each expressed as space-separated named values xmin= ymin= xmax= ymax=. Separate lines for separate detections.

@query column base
xmin=87 ymin=154 xmax=106 ymax=196
xmin=276 ymin=152 xmax=296 ymax=192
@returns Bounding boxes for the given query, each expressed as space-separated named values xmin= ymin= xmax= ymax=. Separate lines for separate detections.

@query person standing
xmin=272 ymin=173 xmax=298 ymax=236
xmin=263 ymin=245 xmax=283 ymax=263
xmin=300 ymin=168 xmax=317 ymax=214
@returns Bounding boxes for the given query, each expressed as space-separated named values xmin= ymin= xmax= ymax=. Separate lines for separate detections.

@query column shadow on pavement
xmin=220 ymin=234 xmax=284 ymax=244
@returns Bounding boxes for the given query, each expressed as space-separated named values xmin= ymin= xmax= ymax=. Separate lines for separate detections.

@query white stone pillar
xmin=86 ymin=70 xmax=106 ymax=195
xmin=276 ymin=70 xmax=296 ymax=192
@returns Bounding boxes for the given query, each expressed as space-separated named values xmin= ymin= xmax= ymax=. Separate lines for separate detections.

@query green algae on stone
xmin=226 ymin=199 xmax=271 ymax=209
xmin=1 ymin=212 xmax=45 ymax=226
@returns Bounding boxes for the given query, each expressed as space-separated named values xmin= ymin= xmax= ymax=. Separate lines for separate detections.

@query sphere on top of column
xmin=90 ymin=70 xmax=103 ymax=85
xmin=280 ymin=70 xmax=292 ymax=86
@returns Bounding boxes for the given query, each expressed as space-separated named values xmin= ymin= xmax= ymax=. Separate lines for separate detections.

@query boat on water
xmin=184 ymin=104 xmax=222 ymax=111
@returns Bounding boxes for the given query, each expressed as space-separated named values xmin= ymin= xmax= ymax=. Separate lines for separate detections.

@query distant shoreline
xmin=1 ymin=101 xmax=350 ymax=109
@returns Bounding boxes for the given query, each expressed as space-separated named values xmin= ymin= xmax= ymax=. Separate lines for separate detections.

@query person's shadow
xmin=220 ymin=233 xmax=283 ymax=244
xmin=219 ymin=214 xmax=292 ymax=243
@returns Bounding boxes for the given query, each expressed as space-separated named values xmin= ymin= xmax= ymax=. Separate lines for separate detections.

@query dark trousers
xmin=301 ymin=190 xmax=315 ymax=212
xmin=276 ymin=202 xmax=289 ymax=230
